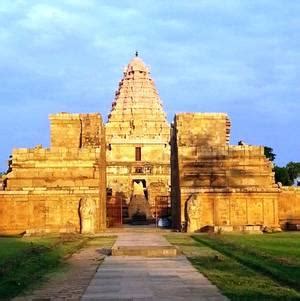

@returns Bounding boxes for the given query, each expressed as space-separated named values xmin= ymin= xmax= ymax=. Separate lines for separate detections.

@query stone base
xmin=242 ymin=225 xmax=263 ymax=234
xmin=112 ymin=245 xmax=178 ymax=257
xmin=213 ymin=226 xmax=234 ymax=233
xmin=111 ymin=233 xmax=178 ymax=257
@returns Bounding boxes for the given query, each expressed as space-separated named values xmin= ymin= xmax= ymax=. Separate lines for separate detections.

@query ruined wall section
xmin=5 ymin=148 xmax=102 ymax=190
xmin=278 ymin=187 xmax=300 ymax=229
xmin=0 ymin=113 xmax=106 ymax=234
xmin=50 ymin=113 xmax=101 ymax=148
xmin=172 ymin=113 xmax=279 ymax=232
xmin=176 ymin=113 xmax=231 ymax=147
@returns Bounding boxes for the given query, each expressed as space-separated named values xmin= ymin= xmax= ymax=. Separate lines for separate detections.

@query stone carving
xmin=79 ymin=197 xmax=96 ymax=234
xmin=186 ymin=194 xmax=201 ymax=232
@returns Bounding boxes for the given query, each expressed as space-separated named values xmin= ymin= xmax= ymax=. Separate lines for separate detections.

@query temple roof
xmin=106 ymin=54 xmax=170 ymax=143
xmin=125 ymin=56 xmax=149 ymax=74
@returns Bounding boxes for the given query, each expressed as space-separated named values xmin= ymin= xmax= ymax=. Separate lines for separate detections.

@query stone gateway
xmin=0 ymin=54 xmax=299 ymax=234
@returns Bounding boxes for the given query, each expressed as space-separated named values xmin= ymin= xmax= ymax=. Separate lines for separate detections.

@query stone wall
xmin=171 ymin=113 xmax=279 ymax=232
xmin=0 ymin=190 xmax=100 ymax=234
xmin=174 ymin=113 xmax=230 ymax=147
xmin=185 ymin=189 xmax=279 ymax=232
xmin=0 ymin=113 xmax=106 ymax=234
xmin=50 ymin=113 xmax=102 ymax=148
xmin=278 ymin=187 xmax=300 ymax=229
xmin=5 ymin=148 xmax=102 ymax=190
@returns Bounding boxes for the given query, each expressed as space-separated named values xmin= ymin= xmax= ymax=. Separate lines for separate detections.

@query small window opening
xmin=135 ymin=147 xmax=141 ymax=161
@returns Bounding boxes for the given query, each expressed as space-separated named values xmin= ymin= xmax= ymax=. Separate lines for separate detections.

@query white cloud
xmin=0 ymin=0 xmax=26 ymax=13
xmin=19 ymin=3 xmax=81 ymax=32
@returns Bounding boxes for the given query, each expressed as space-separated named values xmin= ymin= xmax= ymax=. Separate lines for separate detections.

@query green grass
xmin=0 ymin=234 xmax=116 ymax=300
xmin=193 ymin=233 xmax=300 ymax=292
xmin=166 ymin=234 xmax=300 ymax=301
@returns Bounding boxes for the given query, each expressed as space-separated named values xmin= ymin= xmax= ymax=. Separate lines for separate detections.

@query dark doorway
xmin=132 ymin=179 xmax=148 ymax=199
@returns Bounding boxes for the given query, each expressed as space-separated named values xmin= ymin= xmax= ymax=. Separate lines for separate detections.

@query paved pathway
xmin=82 ymin=233 xmax=228 ymax=301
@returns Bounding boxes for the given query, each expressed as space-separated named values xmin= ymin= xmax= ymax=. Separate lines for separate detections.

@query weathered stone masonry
xmin=0 ymin=113 xmax=106 ymax=234
xmin=0 ymin=55 xmax=299 ymax=234
xmin=171 ymin=113 xmax=281 ymax=232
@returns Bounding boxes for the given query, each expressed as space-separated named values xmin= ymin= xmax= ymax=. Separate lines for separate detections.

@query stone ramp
xmin=82 ymin=256 xmax=228 ymax=301
xmin=111 ymin=233 xmax=178 ymax=257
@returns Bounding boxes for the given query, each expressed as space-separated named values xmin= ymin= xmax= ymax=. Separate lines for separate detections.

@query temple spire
xmin=106 ymin=55 xmax=169 ymax=142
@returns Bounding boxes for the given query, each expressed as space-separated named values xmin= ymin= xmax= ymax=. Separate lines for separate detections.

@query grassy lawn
xmin=193 ymin=233 xmax=300 ymax=292
xmin=0 ymin=234 xmax=116 ymax=300
xmin=166 ymin=234 xmax=300 ymax=301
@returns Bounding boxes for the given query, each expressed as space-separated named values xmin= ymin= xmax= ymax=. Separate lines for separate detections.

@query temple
xmin=0 ymin=54 xmax=299 ymax=234
xmin=106 ymin=56 xmax=170 ymax=225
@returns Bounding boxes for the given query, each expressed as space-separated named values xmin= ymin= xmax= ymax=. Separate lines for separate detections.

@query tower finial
xmin=135 ymin=50 xmax=138 ymax=57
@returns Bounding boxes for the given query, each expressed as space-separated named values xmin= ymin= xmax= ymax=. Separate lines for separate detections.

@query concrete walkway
xmin=82 ymin=233 xmax=228 ymax=301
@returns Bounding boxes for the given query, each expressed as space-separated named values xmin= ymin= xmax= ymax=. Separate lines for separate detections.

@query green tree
xmin=274 ymin=166 xmax=292 ymax=186
xmin=264 ymin=146 xmax=276 ymax=162
xmin=286 ymin=162 xmax=300 ymax=182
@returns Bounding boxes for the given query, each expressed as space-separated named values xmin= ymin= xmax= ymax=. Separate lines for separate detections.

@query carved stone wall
xmin=171 ymin=113 xmax=279 ymax=232
xmin=0 ymin=113 xmax=106 ymax=234
xmin=0 ymin=190 xmax=100 ymax=234
xmin=185 ymin=189 xmax=279 ymax=232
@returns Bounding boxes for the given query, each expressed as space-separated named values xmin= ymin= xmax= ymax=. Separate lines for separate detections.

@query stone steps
xmin=112 ymin=245 xmax=178 ymax=257
xmin=111 ymin=233 xmax=179 ymax=257
xmin=105 ymin=226 xmax=173 ymax=233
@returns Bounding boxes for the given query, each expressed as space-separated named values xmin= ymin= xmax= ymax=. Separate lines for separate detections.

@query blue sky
xmin=0 ymin=0 xmax=299 ymax=170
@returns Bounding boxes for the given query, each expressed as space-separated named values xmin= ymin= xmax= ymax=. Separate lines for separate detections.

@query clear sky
xmin=0 ymin=0 xmax=299 ymax=171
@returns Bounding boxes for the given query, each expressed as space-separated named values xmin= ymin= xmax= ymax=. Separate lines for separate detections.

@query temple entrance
xmin=106 ymin=181 xmax=172 ymax=228
xmin=128 ymin=179 xmax=151 ymax=225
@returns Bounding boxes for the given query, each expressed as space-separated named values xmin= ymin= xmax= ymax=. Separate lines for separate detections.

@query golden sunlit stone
xmin=0 ymin=54 xmax=299 ymax=234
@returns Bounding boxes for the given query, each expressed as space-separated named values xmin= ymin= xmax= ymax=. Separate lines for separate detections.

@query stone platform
xmin=111 ymin=233 xmax=178 ymax=257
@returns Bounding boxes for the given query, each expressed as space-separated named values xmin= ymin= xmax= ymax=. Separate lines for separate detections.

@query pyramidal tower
xmin=106 ymin=53 xmax=170 ymax=142
xmin=106 ymin=53 xmax=171 ymax=225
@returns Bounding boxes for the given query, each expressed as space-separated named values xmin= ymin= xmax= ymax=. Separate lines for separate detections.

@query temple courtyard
xmin=1 ymin=231 xmax=300 ymax=301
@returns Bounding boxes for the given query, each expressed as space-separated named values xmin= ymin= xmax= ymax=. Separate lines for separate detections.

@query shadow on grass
xmin=166 ymin=234 xmax=300 ymax=301
xmin=190 ymin=255 xmax=300 ymax=301
xmin=193 ymin=235 xmax=300 ymax=293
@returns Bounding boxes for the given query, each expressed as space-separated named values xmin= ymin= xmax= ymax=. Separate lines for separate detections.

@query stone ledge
xmin=111 ymin=245 xmax=178 ymax=257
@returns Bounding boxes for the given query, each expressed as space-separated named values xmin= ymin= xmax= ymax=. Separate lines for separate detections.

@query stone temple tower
xmin=105 ymin=54 xmax=171 ymax=224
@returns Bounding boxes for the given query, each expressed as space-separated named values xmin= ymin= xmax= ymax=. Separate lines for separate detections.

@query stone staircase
xmin=105 ymin=225 xmax=173 ymax=233
xmin=111 ymin=233 xmax=178 ymax=257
